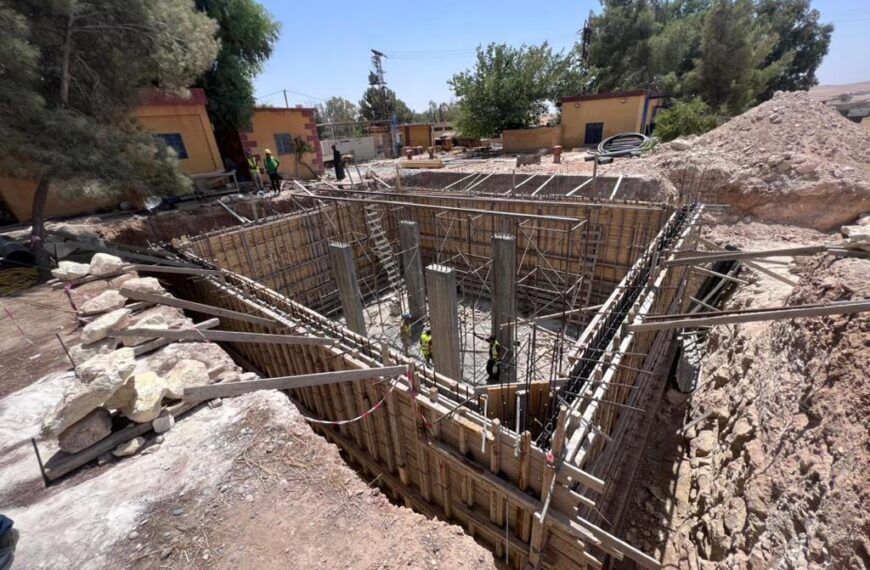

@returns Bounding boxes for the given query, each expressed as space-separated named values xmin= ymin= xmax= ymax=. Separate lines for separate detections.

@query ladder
xmin=364 ymin=203 xmax=403 ymax=292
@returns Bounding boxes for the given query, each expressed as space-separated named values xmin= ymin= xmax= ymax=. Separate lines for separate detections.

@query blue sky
xmin=254 ymin=0 xmax=870 ymax=112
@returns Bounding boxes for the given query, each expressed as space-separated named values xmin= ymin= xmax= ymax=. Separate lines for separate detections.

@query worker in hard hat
xmin=246 ymin=151 xmax=263 ymax=191
xmin=475 ymin=332 xmax=502 ymax=384
xmin=263 ymin=149 xmax=281 ymax=193
xmin=420 ymin=327 xmax=433 ymax=365
xmin=400 ymin=313 xmax=413 ymax=355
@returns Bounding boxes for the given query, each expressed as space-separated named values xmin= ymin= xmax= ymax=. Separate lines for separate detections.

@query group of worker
xmin=244 ymin=144 xmax=346 ymax=193
xmin=402 ymin=313 xmax=504 ymax=385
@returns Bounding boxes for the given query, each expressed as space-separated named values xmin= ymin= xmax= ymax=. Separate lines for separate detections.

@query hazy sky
xmin=253 ymin=0 xmax=870 ymax=112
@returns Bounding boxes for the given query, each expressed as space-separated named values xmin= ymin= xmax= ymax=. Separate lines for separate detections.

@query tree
xmin=0 ymin=0 xmax=219 ymax=271
xmin=653 ymin=98 xmax=720 ymax=140
xmin=585 ymin=0 xmax=658 ymax=91
xmin=449 ymin=42 xmax=589 ymax=138
xmin=315 ymin=97 xmax=361 ymax=137
xmin=359 ymin=86 xmax=413 ymax=123
xmin=755 ymin=0 xmax=832 ymax=97
xmin=194 ymin=0 xmax=280 ymax=131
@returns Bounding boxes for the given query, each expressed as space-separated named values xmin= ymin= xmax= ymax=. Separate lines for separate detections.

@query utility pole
xmin=283 ymin=89 xmax=289 ymax=108
xmin=370 ymin=48 xmax=397 ymax=156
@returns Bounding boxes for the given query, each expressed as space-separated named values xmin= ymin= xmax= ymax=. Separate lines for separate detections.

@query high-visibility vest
xmin=264 ymin=156 xmax=280 ymax=174
xmin=247 ymin=157 xmax=259 ymax=173
xmin=401 ymin=322 xmax=412 ymax=339
xmin=489 ymin=340 xmax=501 ymax=361
xmin=420 ymin=333 xmax=432 ymax=355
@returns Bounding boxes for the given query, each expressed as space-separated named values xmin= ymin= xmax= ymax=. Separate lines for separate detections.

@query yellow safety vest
xmin=489 ymin=340 xmax=501 ymax=361
xmin=420 ymin=333 xmax=432 ymax=355
xmin=247 ymin=157 xmax=259 ymax=173
xmin=402 ymin=322 xmax=412 ymax=339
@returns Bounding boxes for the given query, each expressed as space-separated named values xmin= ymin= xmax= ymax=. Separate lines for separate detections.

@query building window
xmin=157 ymin=133 xmax=188 ymax=159
xmin=584 ymin=122 xmax=604 ymax=145
xmin=274 ymin=133 xmax=293 ymax=155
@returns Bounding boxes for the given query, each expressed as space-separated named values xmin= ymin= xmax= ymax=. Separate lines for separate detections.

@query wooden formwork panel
xmin=170 ymin=269 xmax=660 ymax=570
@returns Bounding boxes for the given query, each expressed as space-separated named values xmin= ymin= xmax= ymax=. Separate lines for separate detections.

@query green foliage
xmin=194 ymin=0 xmax=280 ymax=131
xmin=449 ymin=42 xmax=591 ymax=138
xmin=585 ymin=0 xmax=832 ymax=115
xmin=654 ymin=98 xmax=720 ymax=141
xmin=412 ymin=101 xmax=460 ymax=124
xmin=755 ymin=0 xmax=833 ymax=97
xmin=315 ymin=97 xmax=361 ymax=137
xmin=359 ymin=86 xmax=413 ymax=123
xmin=0 ymin=0 xmax=219 ymax=265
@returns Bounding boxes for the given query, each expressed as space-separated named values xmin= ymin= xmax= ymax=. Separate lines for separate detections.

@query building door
xmin=584 ymin=122 xmax=604 ymax=145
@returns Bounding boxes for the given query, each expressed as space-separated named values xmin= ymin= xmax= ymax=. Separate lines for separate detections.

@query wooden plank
xmin=690 ymin=265 xmax=749 ymax=285
xmin=666 ymin=244 xmax=827 ymax=266
xmin=629 ymin=301 xmax=870 ymax=331
xmin=54 ymin=238 xmax=197 ymax=268
xmin=121 ymin=290 xmax=278 ymax=328
xmin=132 ymin=318 xmax=219 ymax=356
xmin=110 ymin=328 xmax=335 ymax=346
xmin=128 ymin=264 xmax=221 ymax=277
xmin=697 ymin=237 xmax=798 ymax=286
xmin=564 ymin=178 xmax=593 ymax=197
xmin=184 ymin=365 xmax=407 ymax=400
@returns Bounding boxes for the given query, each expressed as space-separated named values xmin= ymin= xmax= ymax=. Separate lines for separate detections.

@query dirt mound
xmin=647 ymin=91 xmax=870 ymax=230
xmin=622 ymin=239 xmax=869 ymax=569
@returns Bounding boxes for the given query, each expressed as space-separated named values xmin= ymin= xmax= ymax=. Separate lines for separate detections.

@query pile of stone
xmin=43 ymin=253 xmax=245 ymax=459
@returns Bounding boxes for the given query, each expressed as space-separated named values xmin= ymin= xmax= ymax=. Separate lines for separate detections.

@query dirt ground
xmin=620 ymin=222 xmax=869 ymax=569
xmin=0 ymin=284 xmax=498 ymax=570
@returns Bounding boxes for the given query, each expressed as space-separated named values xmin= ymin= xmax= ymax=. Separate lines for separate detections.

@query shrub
xmin=654 ymin=98 xmax=720 ymax=141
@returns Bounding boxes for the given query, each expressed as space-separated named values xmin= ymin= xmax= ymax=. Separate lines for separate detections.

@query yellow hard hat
xmin=264 ymin=148 xmax=272 ymax=154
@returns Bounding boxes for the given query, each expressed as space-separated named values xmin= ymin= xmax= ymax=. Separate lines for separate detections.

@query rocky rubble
xmin=615 ymin=91 xmax=870 ymax=231
xmin=624 ymin=252 xmax=869 ymax=569
xmin=41 ymin=252 xmax=246 ymax=460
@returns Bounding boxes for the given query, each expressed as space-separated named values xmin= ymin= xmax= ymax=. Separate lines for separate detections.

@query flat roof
xmin=561 ymin=90 xmax=654 ymax=103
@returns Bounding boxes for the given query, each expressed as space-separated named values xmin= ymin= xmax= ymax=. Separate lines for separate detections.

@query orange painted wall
xmin=240 ymin=108 xmax=323 ymax=179
xmin=502 ymin=126 xmax=561 ymax=152
xmin=0 ymin=177 xmax=131 ymax=222
xmin=560 ymin=92 xmax=649 ymax=148
xmin=133 ymin=101 xmax=222 ymax=175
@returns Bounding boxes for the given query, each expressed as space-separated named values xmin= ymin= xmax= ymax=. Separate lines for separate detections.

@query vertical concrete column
xmin=398 ymin=220 xmax=427 ymax=322
xmin=328 ymin=241 xmax=366 ymax=335
xmin=425 ymin=264 xmax=461 ymax=381
xmin=492 ymin=234 xmax=517 ymax=384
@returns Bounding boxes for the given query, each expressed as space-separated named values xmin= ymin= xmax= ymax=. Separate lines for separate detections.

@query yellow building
xmin=560 ymin=90 xmax=666 ymax=149
xmin=133 ymin=88 xmax=223 ymax=174
xmin=239 ymin=107 xmax=323 ymax=180
xmin=0 ymin=88 xmax=223 ymax=222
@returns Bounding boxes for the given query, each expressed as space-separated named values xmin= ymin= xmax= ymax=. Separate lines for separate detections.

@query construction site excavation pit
xmin=164 ymin=178 xmax=705 ymax=569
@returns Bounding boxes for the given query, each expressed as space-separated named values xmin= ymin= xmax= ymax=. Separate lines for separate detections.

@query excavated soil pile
xmin=624 ymin=91 xmax=870 ymax=231
xmin=623 ymin=249 xmax=869 ymax=569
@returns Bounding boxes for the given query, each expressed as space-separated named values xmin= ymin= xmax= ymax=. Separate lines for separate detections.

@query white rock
xmin=81 ymin=308 xmax=131 ymax=344
xmin=152 ymin=411 xmax=175 ymax=434
xmin=69 ymin=338 xmax=118 ymax=366
xmin=43 ymin=348 xmax=136 ymax=436
xmin=116 ymin=372 xmax=179 ymax=423
xmin=57 ymin=407 xmax=113 ymax=453
xmin=121 ymin=315 xmax=169 ymax=347
xmin=89 ymin=253 xmax=125 ymax=277
xmin=113 ymin=437 xmax=145 ymax=458
xmin=52 ymin=261 xmax=90 ymax=281
xmin=108 ymin=271 xmax=138 ymax=289
xmin=165 ymin=359 xmax=209 ymax=390
xmin=80 ymin=290 xmax=127 ymax=316
xmin=119 ymin=277 xmax=166 ymax=298
xmin=691 ymin=430 xmax=717 ymax=457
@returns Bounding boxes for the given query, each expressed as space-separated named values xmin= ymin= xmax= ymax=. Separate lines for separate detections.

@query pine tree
xmin=0 ymin=0 xmax=219 ymax=272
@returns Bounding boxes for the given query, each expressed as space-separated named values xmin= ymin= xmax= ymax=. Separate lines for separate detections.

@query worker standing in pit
xmin=420 ymin=328 xmax=433 ymax=365
xmin=331 ymin=144 xmax=346 ymax=182
xmin=263 ymin=149 xmax=281 ymax=193
xmin=400 ymin=313 xmax=413 ymax=355
xmin=475 ymin=333 xmax=502 ymax=384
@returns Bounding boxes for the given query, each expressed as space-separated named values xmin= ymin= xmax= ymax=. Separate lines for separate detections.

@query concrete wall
xmin=320 ymin=136 xmax=377 ymax=162
xmin=502 ymin=127 xmax=561 ymax=152
xmin=240 ymin=107 xmax=324 ymax=179
xmin=133 ymin=89 xmax=223 ymax=175
xmin=560 ymin=92 xmax=647 ymax=149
